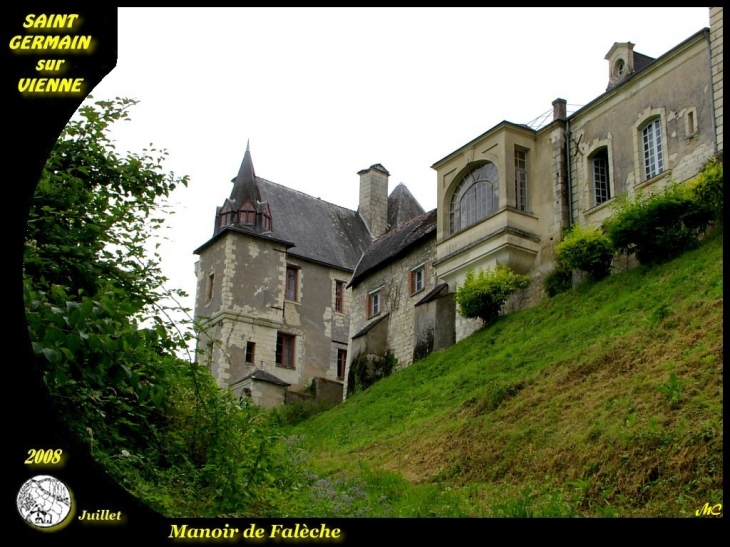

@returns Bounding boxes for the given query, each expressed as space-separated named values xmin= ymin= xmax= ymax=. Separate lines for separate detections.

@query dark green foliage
xmin=454 ymin=264 xmax=530 ymax=325
xmin=23 ymin=97 xmax=302 ymax=517
xmin=543 ymin=265 xmax=573 ymax=297
xmin=347 ymin=352 xmax=397 ymax=395
xmin=690 ymin=156 xmax=723 ymax=224
xmin=556 ymin=224 xmax=614 ymax=280
xmin=604 ymin=180 xmax=714 ymax=265
xmin=272 ymin=398 xmax=337 ymax=427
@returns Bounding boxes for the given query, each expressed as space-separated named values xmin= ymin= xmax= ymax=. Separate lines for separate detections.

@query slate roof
xmin=351 ymin=313 xmax=389 ymax=340
xmin=195 ymin=145 xmax=373 ymax=272
xmin=632 ymin=51 xmax=656 ymax=73
xmin=348 ymin=208 xmax=437 ymax=288
xmin=257 ymin=178 xmax=372 ymax=271
xmin=387 ymin=183 xmax=425 ymax=231
xmin=231 ymin=369 xmax=290 ymax=387
xmin=414 ymin=282 xmax=450 ymax=307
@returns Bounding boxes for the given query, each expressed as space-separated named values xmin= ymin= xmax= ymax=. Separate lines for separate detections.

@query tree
xmin=23 ymin=98 xmax=302 ymax=517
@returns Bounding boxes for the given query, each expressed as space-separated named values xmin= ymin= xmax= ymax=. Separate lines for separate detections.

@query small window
xmin=219 ymin=211 xmax=235 ymax=227
xmin=207 ymin=272 xmax=215 ymax=302
xmin=335 ymin=281 xmax=345 ymax=312
xmin=641 ymin=118 xmax=665 ymax=180
xmin=240 ymin=200 xmax=256 ymax=226
xmin=367 ymin=289 xmax=381 ymax=318
xmin=276 ymin=333 xmax=296 ymax=369
xmin=514 ymin=148 xmax=527 ymax=211
xmin=245 ymin=341 xmax=256 ymax=365
xmin=261 ymin=204 xmax=272 ymax=232
xmin=591 ymin=148 xmax=611 ymax=205
xmin=410 ymin=264 xmax=425 ymax=294
xmin=337 ymin=349 xmax=347 ymax=380
xmin=286 ymin=266 xmax=298 ymax=301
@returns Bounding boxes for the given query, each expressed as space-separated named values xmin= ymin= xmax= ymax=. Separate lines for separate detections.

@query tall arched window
xmin=449 ymin=162 xmax=499 ymax=234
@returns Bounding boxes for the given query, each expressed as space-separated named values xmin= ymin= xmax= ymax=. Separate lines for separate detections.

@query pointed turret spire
xmin=230 ymin=139 xmax=261 ymax=206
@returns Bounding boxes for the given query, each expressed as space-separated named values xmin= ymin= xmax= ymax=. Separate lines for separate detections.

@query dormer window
xmin=613 ymin=58 xmax=625 ymax=78
xmin=219 ymin=211 xmax=235 ymax=227
xmin=239 ymin=199 xmax=256 ymax=226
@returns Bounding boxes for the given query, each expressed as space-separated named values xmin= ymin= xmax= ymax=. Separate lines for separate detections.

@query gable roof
xmin=348 ymin=208 xmax=437 ymax=288
xmin=257 ymin=178 xmax=372 ymax=271
xmin=387 ymin=182 xmax=425 ymax=230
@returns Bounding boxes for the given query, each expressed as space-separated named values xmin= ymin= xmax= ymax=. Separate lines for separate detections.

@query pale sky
xmin=84 ymin=7 xmax=711 ymax=347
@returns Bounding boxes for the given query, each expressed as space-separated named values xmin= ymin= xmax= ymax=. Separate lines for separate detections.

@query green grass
xmin=281 ymin=229 xmax=723 ymax=517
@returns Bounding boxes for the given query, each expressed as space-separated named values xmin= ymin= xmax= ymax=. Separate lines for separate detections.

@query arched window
xmin=239 ymin=199 xmax=256 ymax=226
xmin=449 ymin=162 xmax=499 ymax=234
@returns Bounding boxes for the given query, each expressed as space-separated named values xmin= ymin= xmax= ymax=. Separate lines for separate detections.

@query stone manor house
xmin=193 ymin=8 xmax=723 ymax=407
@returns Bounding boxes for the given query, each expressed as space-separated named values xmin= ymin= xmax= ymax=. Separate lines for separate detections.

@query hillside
xmin=287 ymin=229 xmax=723 ymax=517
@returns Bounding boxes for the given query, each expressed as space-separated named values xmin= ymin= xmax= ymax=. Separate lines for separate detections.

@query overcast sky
xmin=84 ymin=7 xmax=710 ymax=344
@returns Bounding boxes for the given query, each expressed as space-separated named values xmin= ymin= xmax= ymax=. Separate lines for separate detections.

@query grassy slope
xmin=290 ymin=229 xmax=723 ymax=517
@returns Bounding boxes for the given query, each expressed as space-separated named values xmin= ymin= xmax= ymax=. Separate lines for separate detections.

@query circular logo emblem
xmin=17 ymin=475 xmax=72 ymax=529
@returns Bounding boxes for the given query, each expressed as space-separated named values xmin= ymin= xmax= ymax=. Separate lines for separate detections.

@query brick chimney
xmin=357 ymin=163 xmax=389 ymax=238
xmin=552 ymin=98 xmax=567 ymax=121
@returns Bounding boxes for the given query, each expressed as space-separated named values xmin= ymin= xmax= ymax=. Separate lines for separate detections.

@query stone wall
xmin=711 ymin=7 xmax=723 ymax=152
xmin=347 ymin=235 xmax=437 ymax=377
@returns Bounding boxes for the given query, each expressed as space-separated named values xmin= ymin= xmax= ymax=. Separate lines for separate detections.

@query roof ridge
xmin=257 ymin=176 xmax=358 ymax=214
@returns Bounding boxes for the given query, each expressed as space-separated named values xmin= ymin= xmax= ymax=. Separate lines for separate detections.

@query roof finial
xmin=246 ymin=139 xmax=250 ymax=153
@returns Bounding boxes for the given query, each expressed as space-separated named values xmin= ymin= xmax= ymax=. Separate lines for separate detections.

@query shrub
xmin=347 ymin=352 xmax=397 ymax=395
xmin=689 ymin=156 xmax=723 ymax=224
xmin=604 ymin=182 xmax=714 ymax=265
xmin=543 ymin=265 xmax=573 ymax=296
xmin=556 ymin=224 xmax=614 ymax=280
xmin=454 ymin=264 xmax=530 ymax=325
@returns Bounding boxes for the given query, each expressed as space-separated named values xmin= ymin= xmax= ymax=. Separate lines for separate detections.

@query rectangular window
xmin=367 ymin=289 xmax=381 ymax=318
xmin=245 ymin=341 xmax=256 ymax=365
xmin=276 ymin=333 xmax=296 ymax=369
xmin=337 ymin=349 xmax=347 ymax=380
xmin=286 ymin=266 xmax=298 ymax=301
xmin=592 ymin=149 xmax=611 ymax=205
xmin=335 ymin=281 xmax=345 ymax=312
xmin=514 ymin=149 xmax=527 ymax=211
xmin=207 ymin=272 xmax=215 ymax=302
xmin=410 ymin=264 xmax=425 ymax=294
xmin=642 ymin=118 xmax=664 ymax=180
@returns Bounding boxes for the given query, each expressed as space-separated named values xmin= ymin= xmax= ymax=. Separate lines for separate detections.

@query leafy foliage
xmin=556 ymin=224 xmax=614 ymax=280
xmin=347 ymin=352 xmax=397 ymax=395
xmin=454 ymin=264 xmax=530 ymax=325
xmin=688 ymin=155 xmax=723 ymax=225
xmin=543 ymin=265 xmax=573 ymax=297
xmin=23 ymin=97 xmax=303 ymax=517
xmin=604 ymin=177 xmax=715 ymax=265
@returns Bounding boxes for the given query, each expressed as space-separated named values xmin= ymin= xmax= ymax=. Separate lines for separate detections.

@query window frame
xmin=591 ymin=147 xmax=611 ymax=206
xmin=207 ymin=272 xmax=215 ymax=302
xmin=410 ymin=263 xmax=426 ymax=295
xmin=449 ymin=162 xmax=499 ymax=234
xmin=285 ymin=265 xmax=299 ymax=302
xmin=367 ymin=288 xmax=381 ymax=318
xmin=336 ymin=348 xmax=347 ymax=380
xmin=641 ymin=117 xmax=665 ymax=181
xmin=275 ymin=332 xmax=296 ymax=369
xmin=245 ymin=341 xmax=256 ymax=365
xmin=334 ymin=280 xmax=345 ymax=313
xmin=514 ymin=148 xmax=527 ymax=212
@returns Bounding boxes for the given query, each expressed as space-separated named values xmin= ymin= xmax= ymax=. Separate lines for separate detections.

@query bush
xmin=347 ymin=352 xmax=397 ymax=395
xmin=689 ymin=156 xmax=723 ymax=224
xmin=454 ymin=264 xmax=530 ymax=325
xmin=544 ymin=265 xmax=573 ymax=296
xmin=604 ymin=182 xmax=714 ymax=265
xmin=556 ymin=224 xmax=614 ymax=280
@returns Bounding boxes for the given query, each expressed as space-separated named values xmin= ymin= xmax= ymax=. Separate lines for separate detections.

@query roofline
xmin=431 ymin=121 xmax=536 ymax=170
xmin=567 ymin=27 xmax=709 ymax=122
xmin=193 ymin=225 xmax=295 ymax=255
